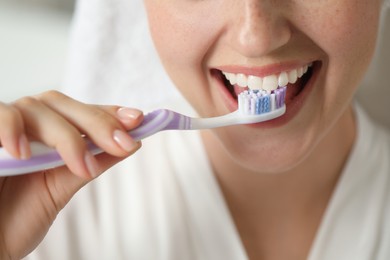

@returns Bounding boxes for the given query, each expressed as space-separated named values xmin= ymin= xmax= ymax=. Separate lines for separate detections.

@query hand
xmin=0 ymin=91 xmax=143 ymax=259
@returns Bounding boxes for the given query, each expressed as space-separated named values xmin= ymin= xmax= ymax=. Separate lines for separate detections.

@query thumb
xmin=0 ymin=146 xmax=141 ymax=259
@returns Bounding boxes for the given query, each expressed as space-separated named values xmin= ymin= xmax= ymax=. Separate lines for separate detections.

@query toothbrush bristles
xmin=238 ymin=86 xmax=287 ymax=115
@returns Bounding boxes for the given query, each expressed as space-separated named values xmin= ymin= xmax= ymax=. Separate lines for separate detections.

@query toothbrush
xmin=0 ymin=87 xmax=286 ymax=176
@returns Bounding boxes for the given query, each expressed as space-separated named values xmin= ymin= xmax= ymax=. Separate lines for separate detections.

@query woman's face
xmin=143 ymin=0 xmax=382 ymax=173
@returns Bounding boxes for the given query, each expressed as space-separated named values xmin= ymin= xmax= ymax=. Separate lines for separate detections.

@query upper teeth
xmin=222 ymin=63 xmax=312 ymax=92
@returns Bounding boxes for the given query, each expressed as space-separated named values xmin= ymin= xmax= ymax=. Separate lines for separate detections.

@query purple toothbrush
xmin=0 ymin=87 xmax=286 ymax=176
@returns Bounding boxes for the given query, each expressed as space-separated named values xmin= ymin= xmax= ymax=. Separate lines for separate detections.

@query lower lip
xmin=215 ymin=62 xmax=321 ymax=128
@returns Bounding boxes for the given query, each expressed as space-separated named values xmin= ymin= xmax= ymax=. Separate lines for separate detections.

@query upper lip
xmin=214 ymin=60 xmax=315 ymax=77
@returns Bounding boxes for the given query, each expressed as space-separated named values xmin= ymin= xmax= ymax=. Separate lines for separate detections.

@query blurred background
xmin=0 ymin=0 xmax=75 ymax=102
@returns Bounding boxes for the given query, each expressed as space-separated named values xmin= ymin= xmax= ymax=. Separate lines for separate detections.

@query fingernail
xmin=19 ymin=134 xmax=30 ymax=160
xmin=117 ymin=107 xmax=142 ymax=121
xmin=84 ymin=151 xmax=100 ymax=178
xmin=113 ymin=129 xmax=137 ymax=152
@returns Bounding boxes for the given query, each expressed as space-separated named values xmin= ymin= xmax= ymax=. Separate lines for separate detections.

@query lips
xmin=211 ymin=61 xmax=320 ymax=126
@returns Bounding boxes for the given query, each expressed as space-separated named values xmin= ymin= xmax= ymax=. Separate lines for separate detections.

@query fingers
xmin=12 ymin=96 xmax=97 ymax=178
xmin=0 ymin=150 xmax=139 ymax=259
xmin=0 ymin=101 xmax=30 ymax=159
xmin=0 ymin=91 xmax=143 ymax=179
xmin=0 ymin=93 xmax=143 ymax=259
xmin=36 ymin=91 xmax=143 ymax=157
xmin=102 ymin=106 xmax=144 ymax=130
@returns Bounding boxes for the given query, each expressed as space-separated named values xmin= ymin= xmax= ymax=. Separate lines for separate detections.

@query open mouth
xmin=212 ymin=62 xmax=316 ymax=108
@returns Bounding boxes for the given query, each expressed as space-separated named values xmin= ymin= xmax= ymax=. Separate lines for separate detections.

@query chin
xmin=212 ymin=121 xmax=321 ymax=174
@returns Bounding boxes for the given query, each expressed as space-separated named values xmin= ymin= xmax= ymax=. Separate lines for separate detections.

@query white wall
xmin=0 ymin=1 xmax=73 ymax=102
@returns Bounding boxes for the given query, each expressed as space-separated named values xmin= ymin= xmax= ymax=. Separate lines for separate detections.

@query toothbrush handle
xmin=0 ymin=109 xmax=182 ymax=176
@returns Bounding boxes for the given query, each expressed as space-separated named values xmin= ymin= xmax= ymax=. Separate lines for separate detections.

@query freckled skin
xmin=143 ymin=1 xmax=383 ymax=258
xmin=143 ymin=0 xmax=381 ymax=173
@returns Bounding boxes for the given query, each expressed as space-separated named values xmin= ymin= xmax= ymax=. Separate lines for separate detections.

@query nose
xmin=228 ymin=0 xmax=291 ymax=57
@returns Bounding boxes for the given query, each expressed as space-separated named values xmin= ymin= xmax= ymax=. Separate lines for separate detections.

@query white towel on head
xmin=62 ymin=0 xmax=179 ymax=109
xmin=62 ymin=0 xmax=390 ymax=128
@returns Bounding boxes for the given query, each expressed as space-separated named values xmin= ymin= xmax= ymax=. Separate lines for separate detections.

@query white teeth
xmin=278 ymin=71 xmax=289 ymax=87
xmin=288 ymin=69 xmax=298 ymax=84
xmin=225 ymin=73 xmax=236 ymax=85
xmin=303 ymin=65 xmax=308 ymax=74
xmin=247 ymin=75 xmax=263 ymax=90
xmin=222 ymin=63 xmax=312 ymax=91
xmin=262 ymin=75 xmax=278 ymax=92
xmin=236 ymin=74 xmax=247 ymax=87
xmin=297 ymin=67 xmax=304 ymax=78
xmin=229 ymin=73 xmax=237 ymax=85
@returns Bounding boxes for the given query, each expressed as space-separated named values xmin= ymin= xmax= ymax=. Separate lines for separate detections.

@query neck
xmin=201 ymin=106 xmax=356 ymax=259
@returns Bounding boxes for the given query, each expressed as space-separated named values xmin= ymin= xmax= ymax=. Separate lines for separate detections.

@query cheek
xmin=145 ymin=2 xmax=219 ymax=69
xmin=144 ymin=1 xmax=224 ymax=113
xmin=303 ymin=1 xmax=380 ymax=69
xmin=297 ymin=0 xmax=381 ymax=120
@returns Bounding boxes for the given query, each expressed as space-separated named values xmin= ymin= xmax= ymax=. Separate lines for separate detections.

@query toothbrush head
xmin=0 ymin=86 xmax=287 ymax=177
xmin=238 ymin=86 xmax=286 ymax=115
xmin=188 ymin=86 xmax=287 ymax=129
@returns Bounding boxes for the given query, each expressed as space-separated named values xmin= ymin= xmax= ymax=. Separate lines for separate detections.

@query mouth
xmin=211 ymin=61 xmax=320 ymax=126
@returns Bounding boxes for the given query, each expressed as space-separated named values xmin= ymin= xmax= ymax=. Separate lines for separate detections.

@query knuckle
xmin=102 ymin=105 xmax=122 ymax=114
xmin=90 ymin=108 xmax=119 ymax=127
xmin=0 ymin=104 xmax=22 ymax=127
xmin=38 ymin=90 xmax=68 ymax=102
xmin=13 ymin=96 xmax=38 ymax=107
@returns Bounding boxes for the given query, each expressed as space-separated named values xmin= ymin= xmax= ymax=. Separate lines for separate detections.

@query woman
xmin=1 ymin=0 xmax=389 ymax=259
